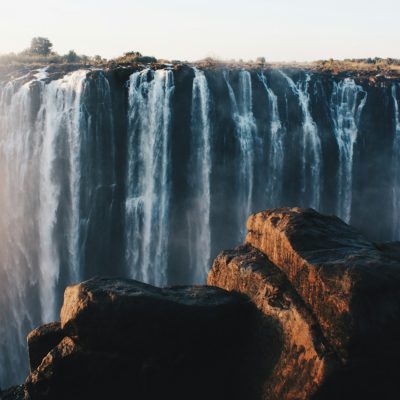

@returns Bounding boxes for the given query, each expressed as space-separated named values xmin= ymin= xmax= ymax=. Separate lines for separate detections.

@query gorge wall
xmin=0 ymin=64 xmax=399 ymax=386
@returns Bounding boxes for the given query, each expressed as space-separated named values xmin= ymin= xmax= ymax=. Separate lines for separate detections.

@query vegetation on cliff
xmin=2 ymin=37 xmax=400 ymax=80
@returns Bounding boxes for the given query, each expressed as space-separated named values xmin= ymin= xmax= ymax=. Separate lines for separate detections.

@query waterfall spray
xmin=187 ymin=68 xmax=212 ymax=282
xmin=280 ymin=71 xmax=322 ymax=209
xmin=125 ymin=69 xmax=175 ymax=286
xmin=224 ymin=70 xmax=257 ymax=235
xmin=392 ymin=84 xmax=400 ymax=239
xmin=258 ymin=72 xmax=285 ymax=206
xmin=330 ymin=78 xmax=367 ymax=222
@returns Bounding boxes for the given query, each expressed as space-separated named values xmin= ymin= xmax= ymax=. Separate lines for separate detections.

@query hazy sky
xmin=1 ymin=0 xmax=399 ymax=61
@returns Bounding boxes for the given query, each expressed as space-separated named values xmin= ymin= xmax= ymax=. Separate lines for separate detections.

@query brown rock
xmin=209 ymin=244 xmax=339 ymax=400
xmin=26 ymin=277 xmax=262 ymax=400
xmin=245 ymin=208 xmax=400 ymax=363
xmin=27 ymin=322 xmax=64 ymax=372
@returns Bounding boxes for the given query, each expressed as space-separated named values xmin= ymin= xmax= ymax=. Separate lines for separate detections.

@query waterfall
xmin=392 ymin=83 xmax=400 ymax=239
xmin=258 ymin=72 xmax=285 ymax=206
xmin=187 ymin=68 xmax=212 ymax=282
xmin=0 ymin=69 xmax=88 ymax=384
xmin=37 ymin=70 xmax=88 ymax=322
xmin=224 ymin=70 xmax=257 ymax=235
xmin=2 ymin=65 xmax=400 ymax=388
xmin=0 ymin=74 xmax=41 ymax=386
xmin=280 ymin=72 xmax=322 ymax=209
xmin=330 ymin=78 xmax=367 ymax=222
xmin=125 ymin=68 xmax=175 ymax=286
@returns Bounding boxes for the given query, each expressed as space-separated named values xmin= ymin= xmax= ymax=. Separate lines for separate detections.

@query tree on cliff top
xmin=29 ymin=37 xmax=53 ymax=56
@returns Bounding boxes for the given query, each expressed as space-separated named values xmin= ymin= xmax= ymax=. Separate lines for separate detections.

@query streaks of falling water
xmin=280 ymin=71 xmax=322 ymax=210
xmin=392 ymin=83 xmax=400 ymax=239
xmin=37 ymin=70 xmax=88 ymax=323
xmin=187 ymin=68 xmax=212 ymax=282
xmin=224 ymin=70 xmax=257 ymax=236
xmin=0 ymin=69 xmax=88 ymax=385
xmin=125 ymin=69 xmax=175 ymax=286
xmin=2 ymin=66 xmax=400 ymax=388
xmin=0 ymin=76 xmax=40 ymax=386
xmin=330 ymin=78 xmax=367 ymax=223
xmin=258 ymin=72 xmax=285 ymax=207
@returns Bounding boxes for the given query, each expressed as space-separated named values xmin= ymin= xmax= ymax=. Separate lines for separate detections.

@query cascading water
xmin=392 ymin=83 xmax=400 ymax=239
xmin=37 ymin=70 xmax=89 ymax=322
xmin=279 ymin=72 xmax=322 ymax=209
xmin=224 ymin=70 xmax=257 ymax=235
xmin=258 ymin=72 xmax=285 ymax=207
xmin=330 ymin=78 xmax=367 ymax=222
xmin=125 ymin=68 xmax=174 ymax=286
xmin=0 ymin=69 xmax=90 ymax=385
xmin=0 ymin=74 xmax=41 ymax=386
xmin=187 ymin=68 xmax=212 ymax=282
xmin=0 ymin=65 xmax=400 ymax=388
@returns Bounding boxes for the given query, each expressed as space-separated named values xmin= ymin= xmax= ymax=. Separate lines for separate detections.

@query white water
xmin=0 ymin=69 xmax=88 ymax=384
xmin=258 ymin=72 xmax=285 ymax=206
xmin=2 ymin=67 xmax=400 ymax=388
xmin=280 ymin=72 xmax=322 ymax=209
xmin=0 ymin=76 xmax=40 ymax=386
xmin=125 ymin=69 xmax=175 ymax=286
xmin=392 ymin=83 xmax=400 ymax=239
xmin=224 ymin=70 xmax=257 ymax=235
xmin=330 ymin=78 xmax=367 ymax=222
xmin=37 ymin=70 xmax=88 ymax=322
xmin=187 ymin=68 xmax=212 ymax=282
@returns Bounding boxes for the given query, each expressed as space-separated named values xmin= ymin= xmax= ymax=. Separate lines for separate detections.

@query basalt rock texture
xmin=209 ymin=207 xmax=400 ymax=399
xmin=21 ymin=278 xmax=271 ymax=400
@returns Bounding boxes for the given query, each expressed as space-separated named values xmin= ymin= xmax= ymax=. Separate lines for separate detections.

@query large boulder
xmin=245 ymin=208 xmax=400 ymax=362
xmin=209 ymin=207 xmax=400 ymax=399
xmin=25 ymin=277 xmax=266 ymax=400
xmin=209 ymin=244 xmax=339 ymax=400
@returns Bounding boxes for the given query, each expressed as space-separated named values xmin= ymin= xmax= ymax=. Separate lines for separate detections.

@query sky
xmin=0 ymin=0 xmax=399 ymax=62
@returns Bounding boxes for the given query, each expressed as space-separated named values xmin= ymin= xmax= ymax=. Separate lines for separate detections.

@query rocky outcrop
xmin=209 ymin=207 xmax=400 ymax=399
xmin=209 ymin=244 xmax=338 ymax=399
xmin=23 ymin=278 xmax=267 ymax=400
xmin=4 ymin=208 xmax=400 ymax=399
xmin=245 ymin=208 xmax=400 ymax=362
xmin=27 ymin=323 xmax=64 ymax=372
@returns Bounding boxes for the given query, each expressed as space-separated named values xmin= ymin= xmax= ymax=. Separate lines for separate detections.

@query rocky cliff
xmin=2 ymin=208 xmax=400 ymax=400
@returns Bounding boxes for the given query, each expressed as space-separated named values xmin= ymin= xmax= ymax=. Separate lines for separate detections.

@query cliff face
xmin=4 ymin=208 xmax=400 ymax=400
